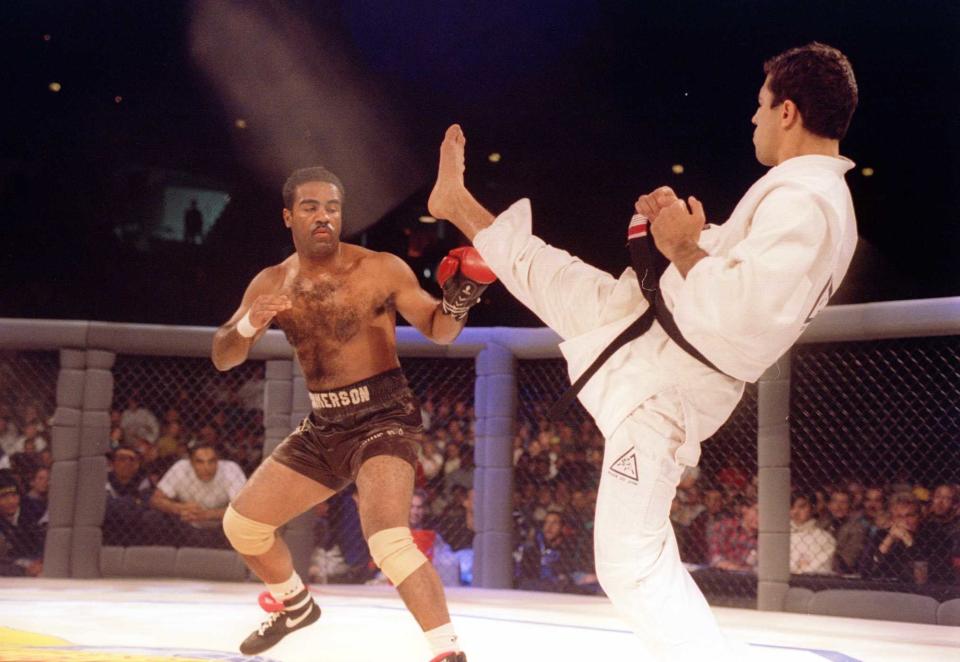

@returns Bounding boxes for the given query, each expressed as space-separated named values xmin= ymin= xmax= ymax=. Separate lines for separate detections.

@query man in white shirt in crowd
xmin=426 ymin=42 xmax=858 ymax=661
xmin=150 ymin=442 xmax=246 ymax=547
xmin=790 ymin=492 xmax=836 ymax=575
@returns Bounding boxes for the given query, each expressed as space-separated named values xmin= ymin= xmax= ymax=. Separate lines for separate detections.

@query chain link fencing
xmin=513 ymin=359 xmax=760 ymax=605
xmin=0 ymin=350 xmax=58 ymax=576
xmin=790 ymin=336 xmax=960 ymax=597
xmin=106 ymin=355 xmax=265 ymax=548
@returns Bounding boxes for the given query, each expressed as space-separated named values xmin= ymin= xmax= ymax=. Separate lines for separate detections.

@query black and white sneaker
xmin=239 ymin=588 xmax=321 ymax=655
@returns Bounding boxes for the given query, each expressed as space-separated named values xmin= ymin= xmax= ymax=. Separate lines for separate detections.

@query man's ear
xmin=282 ymin=208 xmax=292 ymax=228
xmin=781 ymin=99 xmax=802 ymax=130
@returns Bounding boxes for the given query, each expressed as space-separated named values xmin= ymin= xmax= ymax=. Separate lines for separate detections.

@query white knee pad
xmin=222 ymin=505 xmax=277 ymax=555
xmin=368 ymin=526 xmax=428 ymax=586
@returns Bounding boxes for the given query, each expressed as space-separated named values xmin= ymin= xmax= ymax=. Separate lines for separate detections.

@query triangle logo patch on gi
xmin=610 ymin=448 xmax=639 ymax=482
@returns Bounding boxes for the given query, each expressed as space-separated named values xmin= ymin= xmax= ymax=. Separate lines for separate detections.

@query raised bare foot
xmin=427 ymin=124 xmax=467 ymax=222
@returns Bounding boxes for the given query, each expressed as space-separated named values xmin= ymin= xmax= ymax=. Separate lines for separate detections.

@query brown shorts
xmin=271 ymin=368 xmax=423 ymax=492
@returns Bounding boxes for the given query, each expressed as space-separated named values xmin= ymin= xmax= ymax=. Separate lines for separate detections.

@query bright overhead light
xmin=861 ymin=167 xmax=875 ymax=177
xmin=234 ymin=118 xmax=247 ymax=129
xmin=48 ymin=81 xmax=61 ymax=93
xmin=488 ymin=152 xmax=501 ymax=163
xmin=671 ymin=164 xmax=684 ymax=174
xmin=114 ymin=95 xmax=123 ymax=104
xmin=419 ymin=215 xmax=437 ymax=224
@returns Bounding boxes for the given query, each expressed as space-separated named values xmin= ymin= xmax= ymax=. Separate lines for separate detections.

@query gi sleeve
xmin=473 ymin=199 xmax=630 ymax=340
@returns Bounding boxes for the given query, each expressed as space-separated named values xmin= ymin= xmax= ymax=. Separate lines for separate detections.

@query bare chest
xmin=276 ymin=274 xmax=395 ymax=347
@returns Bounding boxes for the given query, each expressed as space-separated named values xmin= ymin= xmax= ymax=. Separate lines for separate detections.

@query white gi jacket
xmin=474 ymin=155 xmax=857 ymax=463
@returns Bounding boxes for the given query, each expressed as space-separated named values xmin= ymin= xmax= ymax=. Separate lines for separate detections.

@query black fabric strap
xmin=653 ymin=292 xmax=722 ymax=373
xmin=548 ymin=224 xmax=727 ymax=417
xmin=547 ymin=306 xmax=656 ymax=419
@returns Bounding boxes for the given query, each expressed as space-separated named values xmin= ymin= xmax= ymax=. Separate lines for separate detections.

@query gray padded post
xmin=757 ymin=354 xmax=792 ymax=611
xmin=70 ymin=525 xmax=103 ymax=578
xmin=41 ymin=527 xmax=72 ymax=578
xmin=47 ymin=460 xmax=78 ymax=527
xmin=47 ymin=351 xmax=87 ymax=577
xmin=74 ymin=456 xmax=108 ymax=527
xmin=473 ymin=341 xmax=516 ymax=588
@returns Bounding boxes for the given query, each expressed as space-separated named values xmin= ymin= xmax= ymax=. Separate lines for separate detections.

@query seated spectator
xmin=20 ymin=465 xmax=49 ymax=526
xmin=818 ymin=488 xmax=867 ymax=575
xmin=715 ymin=452 xmax=749 ymax=494
xmin=148 ymin=443 xmax=245 ymax=548
xmin=862 ymin=486 xmax=888 ymax=529
xmin=119 ymin=393 xmax=159 ymax=444
xmin=845 ymin=478 xmax=866 ymax=518
xmin=790 ymin=493 xmax=835 ymax=575
xmin=154 ymin=421 xmax=184 ymax=459
xmin=102 ymin=444 xmax=158 ymax=546
xmin=441 ymin=444 xmax=474 ymax=497
xmin=0 ymin=417 xmax=19 ymax=458
xmin=0 ymin=469 xmax=44 ymax=576
xmin=437 ymin=486 xmax=475 ymax=552
xmin=516 ymin=510 xmax=591 ymax=593
xmin=680 ymin=486 xmax=727 ymax=565
xmin=418 ymin=439 xmax=444 ymax=485
xmin=860 ymin=492 xmax=952 ymax=584
xmin=11 ymin=422 xmax=47 ymax=455
xmin=709 ymin=500 xmax=758 ymax=572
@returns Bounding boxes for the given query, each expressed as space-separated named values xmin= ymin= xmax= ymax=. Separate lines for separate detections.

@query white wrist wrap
xmin=236 ymin=311 xmax=257 ymax=338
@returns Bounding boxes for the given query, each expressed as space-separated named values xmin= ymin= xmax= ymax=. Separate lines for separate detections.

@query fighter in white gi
xmin=427 ymin=42 xmax=858 ymax=661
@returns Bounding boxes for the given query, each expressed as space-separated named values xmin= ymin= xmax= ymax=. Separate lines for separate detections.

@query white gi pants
xmin=489 ymin=238 xmax=736 ymax=660
xmin=596 ymin=393 xmax=730 ymax=661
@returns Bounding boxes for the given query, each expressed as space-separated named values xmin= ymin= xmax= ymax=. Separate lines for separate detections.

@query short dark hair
xmin=282 ymin=167 xmax=345 ymax=209
xmin=189 ymin=442 xmax=218 ymax=458
xmin=763 ymin=42 xmax=858 ymax=140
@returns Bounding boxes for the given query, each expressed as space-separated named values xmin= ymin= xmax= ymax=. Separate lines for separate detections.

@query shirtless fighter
xmin=212 ymin=166 xmax=494 ymax=661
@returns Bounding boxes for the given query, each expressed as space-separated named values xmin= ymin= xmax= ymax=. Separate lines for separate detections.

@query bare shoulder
xmin=248 ymin=256 xmax=295 ymax=294
xmin=366 ymin=248 xmax=414 ymax=276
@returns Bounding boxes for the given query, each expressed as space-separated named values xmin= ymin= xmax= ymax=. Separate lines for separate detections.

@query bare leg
xmin=355 ymin=455 xmax=450 ymax=630
xmin=427 ymin=124 xmax=496 ymax=241
xmin=230 ymin=457 xmax=336 ymax=583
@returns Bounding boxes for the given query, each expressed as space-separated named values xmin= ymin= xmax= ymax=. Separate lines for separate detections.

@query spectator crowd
xmin=3 ymin=360 xmax=958 ymax=603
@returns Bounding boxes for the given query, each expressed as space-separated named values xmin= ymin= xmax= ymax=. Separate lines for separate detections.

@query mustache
xmin=312 ymin=221 xmax=334 ymax=233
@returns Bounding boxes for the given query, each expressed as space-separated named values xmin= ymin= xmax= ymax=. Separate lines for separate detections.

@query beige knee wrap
xmin=368 ymin=526 xmax=428 ymax=586
xmin=222 ymin=505 xmax=277 ymax=556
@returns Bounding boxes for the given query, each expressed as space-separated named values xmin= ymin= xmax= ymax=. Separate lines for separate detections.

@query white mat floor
xmin=0 ymin=578 xmax=957 ymax=661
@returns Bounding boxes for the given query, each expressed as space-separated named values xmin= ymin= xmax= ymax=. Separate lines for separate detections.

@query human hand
xmin=889 ymin=523 xmax=914 ymax=547
xmin=635 ymin=186 xmax=679 ymax=221
xmin=179 ymin=502 xmax=205 ymax=522
xmin=247 ymin=294 xmax=293 ymax=330
xmin=650 ymin=196 xmax=706 ymax=263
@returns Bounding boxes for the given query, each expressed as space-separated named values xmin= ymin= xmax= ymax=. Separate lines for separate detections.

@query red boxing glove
xmin=437 ymin=246 xmax=496 ymax=321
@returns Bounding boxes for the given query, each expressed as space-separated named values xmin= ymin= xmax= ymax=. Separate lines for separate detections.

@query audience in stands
xmin=790 ymin=493 xmax=836 ymax=574
xmin=6 ymin=368 xmax=959 ymax=600
xmin=708 ymin=499 xmax=759 ymax=572
xmin=0 ymin=469 xmax=45 ymax=576
xmin=148 ymin=442 xmax=245 ymax=548
xmin=818 ymin=488 xmax=868 ymax=575
xmin=860 ymin=492 xmax=953 ymax=584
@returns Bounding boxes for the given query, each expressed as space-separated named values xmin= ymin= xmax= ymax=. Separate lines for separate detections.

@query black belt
xmin=547 ymin=219 xmax=724 ymax=418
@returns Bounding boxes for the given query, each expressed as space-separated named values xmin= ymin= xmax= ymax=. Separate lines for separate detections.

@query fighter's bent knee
xmin=368 ymin=526 xmax=428 ymax=586
xmin=222 ymin=504 xmax=276 ymax=556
